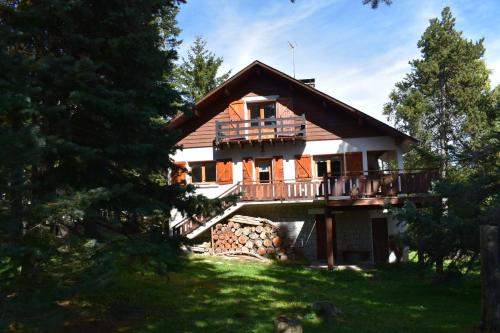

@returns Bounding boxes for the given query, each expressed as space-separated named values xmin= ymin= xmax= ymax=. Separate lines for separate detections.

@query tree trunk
xmin=435 ymin=257 xmax=444 ymax=276
xmin=479 ymin=225 xmax=500 ymax=332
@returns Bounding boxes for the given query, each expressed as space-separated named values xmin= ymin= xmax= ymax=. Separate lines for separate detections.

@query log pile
xmin=212 ymin=215 xmax=291 ymax=260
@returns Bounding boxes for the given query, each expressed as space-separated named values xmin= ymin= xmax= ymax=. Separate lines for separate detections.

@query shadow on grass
xmin=69 ymin=256 xmax=480 ymax=333
xmin=3 ymin=253 xmax=479 ymax=333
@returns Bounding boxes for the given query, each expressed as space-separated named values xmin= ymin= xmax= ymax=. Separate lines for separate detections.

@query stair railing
xmin=173 ymin=182 xmax=242 ymax=236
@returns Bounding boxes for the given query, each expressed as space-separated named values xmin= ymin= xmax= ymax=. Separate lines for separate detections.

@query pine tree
xmin=385 ymin=7 xmax=497 ymax=277
xmin=174 ymin=36 xmax=231 ymax=105
xmin=384 ymin=7 xmax=490 ymax=172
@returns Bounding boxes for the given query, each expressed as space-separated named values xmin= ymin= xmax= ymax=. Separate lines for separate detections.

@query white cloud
xmin=177 ymin=0 xmax=500 ymax=124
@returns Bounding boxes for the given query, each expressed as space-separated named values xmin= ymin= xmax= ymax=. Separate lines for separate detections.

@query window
xmin=190 ymin=161 xmax=216 ymax=183
xmin=314 ymin=155 xmax=343 ymax=177
xmin=316 ymin=160 xmax=328 ymax=178
xmin=256 ymin=159 xmax=272 ymax=183
xmin=250 ymin=104 xmax=260 ymax=127
xmin=263 ymin=103 xmax=276 ymax=126
xmin=248 ymin=102 xmax=276 ymax=126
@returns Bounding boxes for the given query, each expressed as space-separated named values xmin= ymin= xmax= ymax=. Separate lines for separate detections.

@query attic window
xmin=248 ymin=102 xmax=276 ymax=127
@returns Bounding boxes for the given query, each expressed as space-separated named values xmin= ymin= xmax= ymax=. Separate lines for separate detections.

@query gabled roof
xmin=169 ymin=60 xmax=417 ymax=147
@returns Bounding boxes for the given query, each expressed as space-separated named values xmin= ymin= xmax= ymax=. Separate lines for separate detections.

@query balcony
xmin=215 ymin=115 xmax=306 ymax=147
xmin=173 ymin=170 xmax=439 ymax=237
xmin=238 ymin=170 xmax=440 ymax=205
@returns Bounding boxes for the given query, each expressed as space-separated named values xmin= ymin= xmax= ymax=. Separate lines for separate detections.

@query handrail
xmin=215 ymin=115 xmax=306 ymax=144
xmin=172 ymin=182 xmax=242 ymax=236
xmin=216 ymin=115 xmax=305 ymax=126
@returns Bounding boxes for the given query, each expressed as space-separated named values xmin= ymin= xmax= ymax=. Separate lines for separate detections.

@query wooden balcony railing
xmin=173 ymin=170 xmax=439 ymax=236
xmin=238 ymin=170 xmax=439 ymax=202
xmin=239 ymin=180 xmax=322 ymax=201
xmin=319 ymin=170 xmax=440 ymax=199
xmin=215 ymin=115 xmax=306 ymax=145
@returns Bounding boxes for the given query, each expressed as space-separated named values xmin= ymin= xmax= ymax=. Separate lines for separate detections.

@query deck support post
xmin=326 ymin=213 xmax=335 ymax=270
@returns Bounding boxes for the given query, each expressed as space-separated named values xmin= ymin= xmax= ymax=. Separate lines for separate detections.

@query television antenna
xmin=288 ymin=41 xmax=297 ymax=78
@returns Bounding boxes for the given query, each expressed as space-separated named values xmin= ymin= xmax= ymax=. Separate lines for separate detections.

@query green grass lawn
xmin=58 ymin=255 xmax=480 ymax=333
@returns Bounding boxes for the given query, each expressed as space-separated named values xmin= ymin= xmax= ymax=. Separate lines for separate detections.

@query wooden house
xmin=169 ymin=61 xmax=438 ymax=268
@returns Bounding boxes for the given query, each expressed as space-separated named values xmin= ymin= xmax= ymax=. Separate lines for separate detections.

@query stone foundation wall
xmin=335 ymin=211 xmax=372 ymax=252
xmin=225 ymin=204 xmax=401 ymax=263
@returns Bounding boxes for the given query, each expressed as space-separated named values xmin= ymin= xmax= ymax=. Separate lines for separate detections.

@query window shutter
xmin=295 ymin=155 xmax=312 ymax=180
xmin=172 ymin=162 xmax=187 ymax=184
xmin=217 ymin=159 xmax=233 ymax=184
xmin=242 ymin=158 xmax=254 ymax=184
xmin=345 ymin=152 xmax=363 ymax=176
xmin=273 ymin=156 xmax=284 ymax=182
xmin=228 ymin=100 xmax=244 ymax=139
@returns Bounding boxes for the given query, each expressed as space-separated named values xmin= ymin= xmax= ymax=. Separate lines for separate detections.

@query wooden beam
xmin=224 ymin=87 xmax=230 ymax=96
xmin=326 ymin=215 xmax=334 ymax=270
xmin=326 ymin=196 xmax=441 ymax=207
xmin=211 ymin=226 xmax=215 ymax=256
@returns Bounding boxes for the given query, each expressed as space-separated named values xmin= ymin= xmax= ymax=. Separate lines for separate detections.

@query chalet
xmin=169 ymin=60 xmax=438 ymax=268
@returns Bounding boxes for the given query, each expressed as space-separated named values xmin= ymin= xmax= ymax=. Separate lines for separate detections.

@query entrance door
xmin=316 ymin=215 xmax=337 ymax=261
xmin=372 ymin=218 xmax=389 ymax=264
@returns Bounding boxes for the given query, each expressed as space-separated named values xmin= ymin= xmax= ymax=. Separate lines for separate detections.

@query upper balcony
xmin=214 ymin=115 xmax=306 ymax=148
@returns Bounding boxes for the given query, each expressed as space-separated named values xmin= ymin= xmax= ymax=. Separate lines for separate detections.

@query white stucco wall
xmin=172 ymin=137 xmax=405 ymax=192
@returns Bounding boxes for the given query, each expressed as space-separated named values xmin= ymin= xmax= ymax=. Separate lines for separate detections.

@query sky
xmin=176 ymin=0 xmax=500 ymax=122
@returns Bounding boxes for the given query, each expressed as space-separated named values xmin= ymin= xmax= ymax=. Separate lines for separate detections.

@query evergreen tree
xmin=363 ymin=0 xmax=392 ymax=9
xmin=385 ymin=7 xmax=498 ymax=277
xmin=0 ymin=0 xmax=205 ymax=236
xmin=0 ymin=1 xmax=228 ymax=329
xmin=174 ymin=36 xmax=231 ymax=105
xmin=384 ymin=7 xmax=490 ymax=172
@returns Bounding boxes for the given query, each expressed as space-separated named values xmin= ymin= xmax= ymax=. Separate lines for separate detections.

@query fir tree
xmin=174 ymin=36 xmax=231 ymax=105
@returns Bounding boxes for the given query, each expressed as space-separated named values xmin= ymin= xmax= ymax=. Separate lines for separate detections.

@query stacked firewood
xmin=212 ymin=215 xmax=291 ymax=260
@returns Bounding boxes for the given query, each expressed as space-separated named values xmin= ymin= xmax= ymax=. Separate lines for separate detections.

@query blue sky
xmin=176 ymin=0 xmax=500 ymax=121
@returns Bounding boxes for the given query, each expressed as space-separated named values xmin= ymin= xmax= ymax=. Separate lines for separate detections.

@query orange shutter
xmin=217 ymin=159 xmax=233 ymax=184
xmin=276 ymin=98 xmax=294 ymax=137
xmin=242 ymin=158 xmax=254 ymax=184
xmin=228 ymin=100 xmax=244 ymax=139
xmin=273 ymin=156 xmax=284 ymax=182
xmin=345 ymin=152 xmax=363 ymax=176
xmin=172 ymin=162 xmax=187 ymax=184
xmin=295 ymin=155 xmax=312 ymax=180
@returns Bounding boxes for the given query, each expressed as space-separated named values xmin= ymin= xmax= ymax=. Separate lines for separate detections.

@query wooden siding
xmin=176 ymin=70 xmax=386 ymax=148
